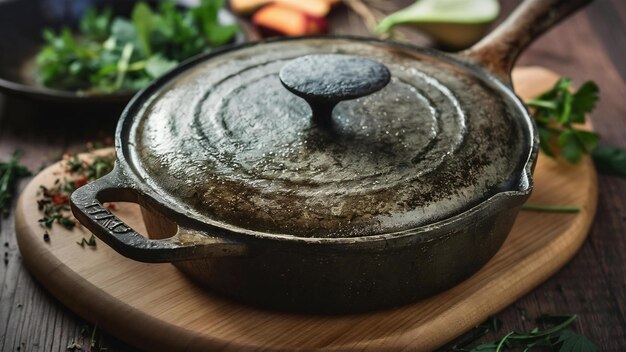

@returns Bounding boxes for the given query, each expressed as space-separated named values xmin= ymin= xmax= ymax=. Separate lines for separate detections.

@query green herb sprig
xmin=77 ymin=234 xmax=97 ymax=248
xmin=36 ymin=0 xmax=238 ymax=94
xmin=592 ymin=145 xmax=626 ymax=178
xmin=527 ymin=78 xmax=600 ymax=164
xmin=0 ymin=151 xmax=31 ymax=217
xmin=443 ymin=314 xmax=599 ymax=352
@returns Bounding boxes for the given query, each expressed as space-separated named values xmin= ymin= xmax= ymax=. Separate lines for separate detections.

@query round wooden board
xmin=15 ymin=67 xmax=597 ymax=352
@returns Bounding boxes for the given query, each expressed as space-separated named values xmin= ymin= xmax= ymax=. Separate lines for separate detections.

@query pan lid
xmin=121 ymin=37 xmax=534 ymax=238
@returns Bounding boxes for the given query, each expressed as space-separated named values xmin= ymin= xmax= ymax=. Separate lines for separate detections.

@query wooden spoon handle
xmin=462 ymin=0 xmax=593 ymax=82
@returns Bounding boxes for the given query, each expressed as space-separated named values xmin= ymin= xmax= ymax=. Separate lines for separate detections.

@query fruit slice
xmin=375 ymin=0 xmax=500 ymax=49
xmin=274 ymin=0 xmax=330 ymax=17
xmin=253 ymin=4 xmax=328 ymax=36
xmin=230 ymin=0 xmax=335 ymax=17
xmin=230 ymin=0 xmax=272 ymax=16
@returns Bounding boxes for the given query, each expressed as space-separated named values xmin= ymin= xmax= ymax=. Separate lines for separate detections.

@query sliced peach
xmin=253 ymin=4 xmax=328 ymax=36
xmin=274 ymin=0 xmax=331 ymax=17
xmin=229 ymin=0 xmax=272 ymax=16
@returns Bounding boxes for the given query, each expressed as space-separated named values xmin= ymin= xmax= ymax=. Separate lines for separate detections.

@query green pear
xmin=376 ymin=0 xmax=500 ymax=49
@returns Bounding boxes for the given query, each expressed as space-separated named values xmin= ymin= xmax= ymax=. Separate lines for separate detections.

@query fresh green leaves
xmin=443 ymin=315 xmax=599 ymax=352
xmin=193 ymin=0 xmax=239 ymax=47
xmin=145 ymin=55 xmax=178 ymax=79
xmin=527 ymin=79 xmax=600 ymax=164
xmin=592 ymin=145 xmax=626 ymax=178
xmin=132 ymin=2 xmax=155 ymax=56
xmin=529 ymin=78 xmax=626 ymax=178
xmin=36 ymin=0 xmax=239 ymax=94
xmin=0 ymin=152 xmax=31 ymax=217
xmin=80 ymin=7 xmax=113 ymax=41
xmin=557 ymin=330 xmax=599 ymax=352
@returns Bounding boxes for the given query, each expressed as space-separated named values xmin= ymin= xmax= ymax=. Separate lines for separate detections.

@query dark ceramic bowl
xmin=0 ymin=0 xmax=246 ymax=105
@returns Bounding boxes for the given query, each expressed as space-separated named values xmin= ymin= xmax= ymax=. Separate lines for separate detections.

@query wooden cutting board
xmin=15 ymin=67 xmax=597 ymax=352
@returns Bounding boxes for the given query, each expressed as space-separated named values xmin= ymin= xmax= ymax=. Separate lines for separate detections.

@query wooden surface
xmin=1 ymin=1 xmax=625 ymax=351
xmin=12 ymin=66 xmax=597 ymax=352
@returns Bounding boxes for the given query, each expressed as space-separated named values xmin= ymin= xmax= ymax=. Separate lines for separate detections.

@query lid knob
xmin=279 ymin=54 xmax=391 ymax=126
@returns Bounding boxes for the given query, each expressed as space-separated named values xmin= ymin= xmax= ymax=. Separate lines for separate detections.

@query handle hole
xmin=139 ymin=201 xmax=178 ymax=240
xmin=98 ymin=187 xmax=178 ymax=240
xmin=106 ymin=201 xmax=178 ymax=240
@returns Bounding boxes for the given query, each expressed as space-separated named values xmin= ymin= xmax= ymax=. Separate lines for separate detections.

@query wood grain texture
xmin=11 ymin=69 xmax=598 ymax=352
xmin=2 ymin=1 xmax=625 ymax=351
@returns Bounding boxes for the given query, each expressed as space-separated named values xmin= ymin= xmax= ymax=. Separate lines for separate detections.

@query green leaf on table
xmin=440 ymin=314 xmax=602 ymax=352
xmin=592 ymin=145 xmax=626 ymax=177
xmin=556 ymin=329 xmax=600 ymax=352
xmin=0 ymin=151 xmax=32 ymax=217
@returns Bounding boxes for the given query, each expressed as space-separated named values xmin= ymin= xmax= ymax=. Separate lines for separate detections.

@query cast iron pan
xmin=70 ymin=0 xmax=593 ymax=313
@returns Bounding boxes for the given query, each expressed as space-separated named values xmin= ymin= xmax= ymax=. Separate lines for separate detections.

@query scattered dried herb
xmin=77 ymin=234 xmax=97 ymax=248
xmin=441 ymin=314 xmax=599 ymax=352
xmin=37 ymin=184 xmax=75 ymax=230
xmin=36 ymin=152 xmax=115 ymax=234
xmin=0 ymin=151 xmax=31 ymax=217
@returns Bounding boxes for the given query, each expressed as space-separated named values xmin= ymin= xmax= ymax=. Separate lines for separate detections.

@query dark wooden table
xmin=1 ymin=1 xmax=625 ymax=351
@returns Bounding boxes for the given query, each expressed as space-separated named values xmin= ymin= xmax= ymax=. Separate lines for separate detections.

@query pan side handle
xmin=460 ymin=0 xmax=592 ymax=83
xmin=70 ymin=166 xmax=246 ymax=263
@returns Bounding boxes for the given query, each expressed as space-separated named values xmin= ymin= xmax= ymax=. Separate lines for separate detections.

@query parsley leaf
xmin=132 ymin=2 xmax=155 ymax=56
xmin=441 ymin=314 xmax=600 ymax=352
xmin=528 ymin=78 xmax=626 ymax=178
xmin=527 ymin=78 xmax=600 ymax=164
xmin=592 ymin=145 xmax=626 ymax=178
xmin=570 ymin=81 xmax=600 ymax=123
xmin=145 ymin=55 xmax=178 ymax=79
xmin=557 ymin=329 xmax=599 ymax=352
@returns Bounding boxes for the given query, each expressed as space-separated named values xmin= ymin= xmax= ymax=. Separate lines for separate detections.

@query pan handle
xmin=70 ymin=167 xmax=246 ymax=263
xmin=460 ymin=0 xmax=592 ymax=82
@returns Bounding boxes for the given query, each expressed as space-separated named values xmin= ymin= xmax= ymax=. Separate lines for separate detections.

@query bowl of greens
xmin=0 ymin=0 xmax=245 ymax=104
